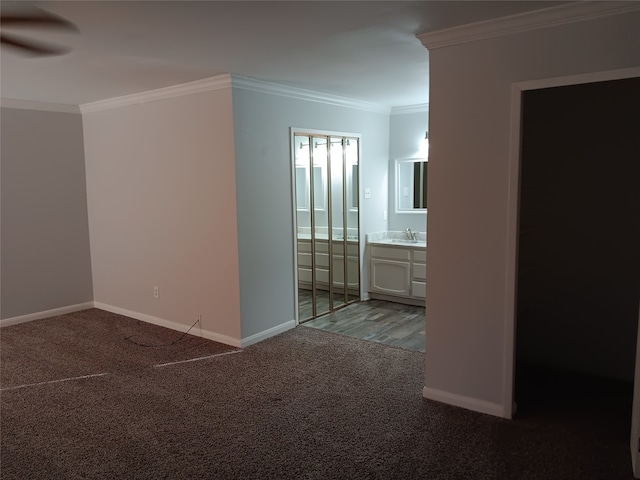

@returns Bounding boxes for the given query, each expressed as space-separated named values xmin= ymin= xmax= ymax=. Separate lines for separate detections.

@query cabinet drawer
xmin=298 ymin=240 xmax=312 ymax=254
xmin=298 ymin=252 xmax=312 ymax=268
xmin=298 ymin=240 xmax=330 ymax=254
xmin=370 ymin=245 xmax=411 ymax=261
xmin=298 ymin=267 xmax=329 ymax=285
xmin=315 ymin=267 xmax=329 ymax=284
xmin=298 ymin=252 xmax=333 ymax=269
xmin=413 ymin=263 xmax=426 ymax=281
xmin=314 ymin=241 xmax=329 ymax=253
xmin=411 ymin=281 xmax=426 ymax=298
xmin=333 ymin=242 xmax=359 ymax=256
xmin=413 ymin=249 xmax=426 ymax=263
xmin=298 ymin=267 xmax=312 ymax=283
xmin=315 ymin=252 xmax=330 ymax=268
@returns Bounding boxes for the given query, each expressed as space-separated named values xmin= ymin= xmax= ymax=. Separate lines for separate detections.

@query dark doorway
xmin=515 ymin=77 xmax=640 ymax=418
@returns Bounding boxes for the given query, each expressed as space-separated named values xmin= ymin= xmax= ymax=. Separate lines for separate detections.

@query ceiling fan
xmin=0 ymin=5 xmax=78 ymax=56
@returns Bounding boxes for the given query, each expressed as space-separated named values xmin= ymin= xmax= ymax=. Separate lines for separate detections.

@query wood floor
xmin=301 ymin=298 xmax=425 ymax=352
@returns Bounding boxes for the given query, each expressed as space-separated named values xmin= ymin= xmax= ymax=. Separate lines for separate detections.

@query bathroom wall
xmin=388 ymin=109 xmax=429 ymax=233
xmin=231 ymin=83 xmax=390 ymax=340
xmin=1 ymin=107 xmax=93 ymax=320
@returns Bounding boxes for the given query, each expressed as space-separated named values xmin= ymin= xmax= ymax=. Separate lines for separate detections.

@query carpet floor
xmin=0 ymin=308 xmax=635 ymax=479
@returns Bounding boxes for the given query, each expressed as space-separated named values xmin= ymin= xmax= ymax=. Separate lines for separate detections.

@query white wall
xmin=83 ymin=88 xmax=242 ymax=344
xmin=388 ymin=110 xmax=429 ymax=232
xmin=422 ymin=10 xmax=640 ymax=416
xmin=1 ymin=107 xmax=93 ymax=320
xmin=231 ymin=85 xmax=390 ymax=340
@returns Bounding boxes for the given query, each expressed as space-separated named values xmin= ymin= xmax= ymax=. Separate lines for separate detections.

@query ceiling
xmin=1 ymin=1 xmax=566 ymax=109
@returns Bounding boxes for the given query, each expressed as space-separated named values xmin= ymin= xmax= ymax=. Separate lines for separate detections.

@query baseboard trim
xmin=422 ymin=386 xmax=506 ymax=418
xmin=369 ymin=292 xmax=425 ymax=307
xmin=1 ymin=301 xmax=295 ymax=348
xmin=93 ymin=302 xmax=242 ymax=348
xmin=0 ymin=302 xmax=95 ymax=328
xmin=241 ymin=320 xmax=296 ymax=348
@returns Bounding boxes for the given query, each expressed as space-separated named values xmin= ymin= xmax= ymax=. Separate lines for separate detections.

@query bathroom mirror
xmin=295 ymin=165 xmax=326 ymax=212
xmin=348 ymin=163 xmax=358 ymax=212
xmin=396 ymin=157 xmax=427 ymax=212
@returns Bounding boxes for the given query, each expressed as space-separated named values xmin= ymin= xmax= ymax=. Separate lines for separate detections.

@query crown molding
xmin=79 ymin=74 xmax=233 ymax=114
xmin=231 ymin=75 xmax=391 ymax=114
xmin=5 ymin=74 xmax=396 ymax=116
xmin=391 ymin=103 xmax=429 ymax=115
xmin=0 ymin=98 xmax=80 ymax=114
xmin=418 ymin=1 xmax=640 ymax=50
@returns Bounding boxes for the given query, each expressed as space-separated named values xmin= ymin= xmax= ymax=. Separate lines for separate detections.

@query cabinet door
xmin=370 ymin=259 xmax=411 ymax=296
xmin=333 ymin=255 xmax=360 ymax=289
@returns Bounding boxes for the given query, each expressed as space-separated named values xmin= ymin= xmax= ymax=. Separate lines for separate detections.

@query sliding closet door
xmin=293 ymin=131 xmax=360 ymax=323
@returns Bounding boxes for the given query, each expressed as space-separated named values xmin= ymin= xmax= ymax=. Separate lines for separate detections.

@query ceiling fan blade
xmin=0 ymin=32 xmax=69 ymax=56
xmin=0 ymin=7 xmax=78 ymax=31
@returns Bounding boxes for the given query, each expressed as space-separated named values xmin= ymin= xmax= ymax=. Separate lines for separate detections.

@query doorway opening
xmin=291 ymin=129 xmax=361 ymax=323
xmin=513 ymin=76 xmax=640 ymax=461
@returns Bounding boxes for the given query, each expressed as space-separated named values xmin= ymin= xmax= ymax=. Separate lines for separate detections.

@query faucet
xmin=405 ymin=228 xmax=417 ymax=241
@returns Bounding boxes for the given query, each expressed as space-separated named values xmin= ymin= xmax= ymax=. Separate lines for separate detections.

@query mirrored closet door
xmin=293 ymin=132 xmax=360 ymax=322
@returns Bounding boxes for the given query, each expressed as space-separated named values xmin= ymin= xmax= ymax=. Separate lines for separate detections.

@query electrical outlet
xmin=153 ymin=286 xmax=159 ymax=299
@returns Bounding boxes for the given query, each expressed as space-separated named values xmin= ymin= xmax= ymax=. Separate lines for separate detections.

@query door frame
xmin=502 ymin=66 xmax=640 ymax=419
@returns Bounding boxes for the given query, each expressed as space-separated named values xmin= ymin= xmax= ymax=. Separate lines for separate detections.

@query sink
xmin=382 ymin=238 xmax=426 ymax=247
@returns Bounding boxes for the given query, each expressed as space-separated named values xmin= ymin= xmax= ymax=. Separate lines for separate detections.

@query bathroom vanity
xmin=297 ymin=236 xmax=360 ymax=292
xmin=367 ymin=232 xmax=426 ymax=306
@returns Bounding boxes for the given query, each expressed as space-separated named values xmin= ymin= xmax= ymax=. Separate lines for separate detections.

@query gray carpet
xmin=0 ymin=309 xmax=634 ymax=479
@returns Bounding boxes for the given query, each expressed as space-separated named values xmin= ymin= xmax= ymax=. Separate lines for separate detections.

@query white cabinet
xmin=411 ymin=249 xmax=426 ymax=299
xmin=332 ymin=254 xmax=360 ymax=289
xmin=297 ymin=239 xmax=359 ymax=291
xmin=370 ymin=258 xmax=411 ymax=296
xmin=369 ymin=246 xmax=411 ymax=296
xmin=369 ymin=244 xmax=426 ymax=305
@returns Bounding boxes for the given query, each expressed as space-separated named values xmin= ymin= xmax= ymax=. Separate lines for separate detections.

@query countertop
xmin=367 ymin=231 xmax=426 ymax=248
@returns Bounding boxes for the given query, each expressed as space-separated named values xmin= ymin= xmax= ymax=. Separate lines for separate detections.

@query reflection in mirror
xmin=413 ymin=161 xmax=427 ymax=209
xmin=295 ymin=166 xmax=308 ymax=211
xmin=313 ymin=166 xmax=326 ymax=211
xmin=313 ymin=137 xmax=330 ymax=316
xmin=396 ymin=157 xmax=427 ymax=212
xmin=293 ymin=132 xmax=360 ymax=323
xmin=344 ymin=138 xmax=360 ymax=312
xmin=329 ymin=136 xmax=346 ymax=310
xmin=349 ymin=164 xmax=358 ymax=211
